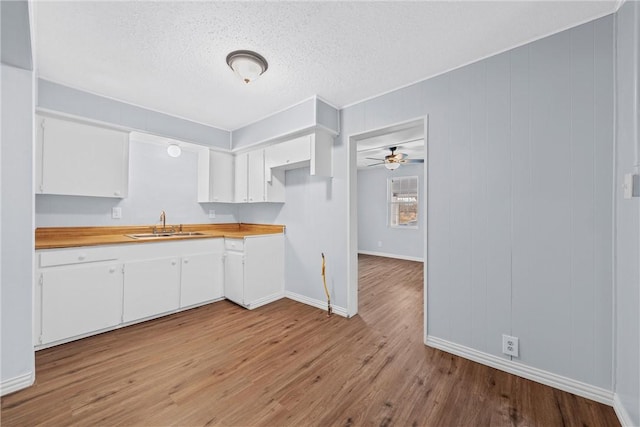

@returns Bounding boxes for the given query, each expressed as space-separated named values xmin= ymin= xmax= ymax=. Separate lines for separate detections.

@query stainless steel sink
xmin=126 ymin=232 xmax=206 ymax=239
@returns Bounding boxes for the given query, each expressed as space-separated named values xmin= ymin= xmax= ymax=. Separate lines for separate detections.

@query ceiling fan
xmin=366 ymin=146 xmax=424 ymax=170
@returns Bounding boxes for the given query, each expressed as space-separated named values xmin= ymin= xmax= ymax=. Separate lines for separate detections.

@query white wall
xmin=1 ymin=63 xmax=35 ymax=393
xmin=614 ymin=0 xmax=640 ymax=424
xmin=357 ymin=163 xmax=424 ymax=260
xmin=35 ymin=139 xmax=238 ymax=227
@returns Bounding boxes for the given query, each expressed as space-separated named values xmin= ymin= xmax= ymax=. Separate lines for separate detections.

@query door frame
xmin=346 ymin=115 xmax=429 ymax=343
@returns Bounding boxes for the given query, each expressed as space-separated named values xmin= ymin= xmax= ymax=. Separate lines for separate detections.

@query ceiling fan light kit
xmin=367 ymin=146 xmax=423 ymax=170
xmin=226 ymin=50 xmax=268 ymax=84
xmin=385 ymin=162 xmax=401 ymax=170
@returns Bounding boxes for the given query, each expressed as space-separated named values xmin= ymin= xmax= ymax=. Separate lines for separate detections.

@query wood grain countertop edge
xmin=35 ymin=223 xmax=286 ymax=250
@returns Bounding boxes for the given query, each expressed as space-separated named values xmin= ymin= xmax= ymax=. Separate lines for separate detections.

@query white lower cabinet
xmin=180 ymin=251 xmax=224 ymax=308
xmin=123 ymin=257 xmax=181 ymax=323
xmin=224 ymin=234 xmax=284 ymax=309
xmin=35 ymin=238 xmax=228 ymax=349
xmin=39 ymin=263 xmax=122 ymax=345
xmin=35 ymin=235 xmax=283 ymax=348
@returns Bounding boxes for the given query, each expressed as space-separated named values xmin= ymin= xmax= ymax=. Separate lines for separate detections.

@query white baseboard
xmin=358 ymin=250 xmax=423 ymax=262
xmin=285 ymin=291 xmax=348 ymax=317
xmin=1 ymin=371 xmax=34 ymax=396
xmin=613 ymin=393 xmax=635 ymax=427
xmin=426 ymin=336 xmax=614 ymax=406
xmin=247 ymin=292 xmax=285 ymax=310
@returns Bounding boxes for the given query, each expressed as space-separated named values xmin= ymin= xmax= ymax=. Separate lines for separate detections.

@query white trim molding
xmin=426 ymin=336 xmax=615 ymax=406
xmin=613 ymin=394 xmax=635 ymax=427
xmin=1 ymin=371 xmax=34 ymax=396
xmin=358 ymin=250 xmax=424 ymax=263
xmin=285 ymin=291 xmax=348 ymax=318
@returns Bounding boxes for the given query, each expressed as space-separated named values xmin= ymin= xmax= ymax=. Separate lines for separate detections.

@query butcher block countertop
xmin=35 ymin=223 xmax=286 ymax=250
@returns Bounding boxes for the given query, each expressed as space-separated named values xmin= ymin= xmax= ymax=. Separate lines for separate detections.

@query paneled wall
xmin=357 ymin=164 xmax=424 ymax=260
xmin=1 ymin=1 xmax=35 ymax=395
xmin=1 ymin=66 xmax=36 ymax=393
xmin=614 ymin=0 xmax=640 ymax=424
xmin=340 ymin=16 xmax=614 ymax=390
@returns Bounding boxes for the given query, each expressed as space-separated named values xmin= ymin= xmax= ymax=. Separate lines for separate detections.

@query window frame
xmin=387 ymin=175 xmax=419 ymax=229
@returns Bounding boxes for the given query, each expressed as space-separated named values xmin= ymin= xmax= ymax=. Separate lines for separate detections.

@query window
xmin=388 ymin=176 xmax=418 ymax=228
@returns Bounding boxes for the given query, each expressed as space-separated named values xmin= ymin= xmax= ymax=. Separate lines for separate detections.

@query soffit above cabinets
xmin=34 ymin=1 xmax=618 ymax=131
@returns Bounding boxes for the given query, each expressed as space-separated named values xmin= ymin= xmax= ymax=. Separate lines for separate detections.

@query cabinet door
xmin=264 ymin=135 xmax=311 ymax=169
xmin=247 ymin=150 xmax=265 ymax=203
xmin=244 ymin=235 xmax=285 ymax=305
xmin=234 ymin=153 xmax=248 ymax=203
xmin=40 ymin=264 xmax=123 ymax=344
xmin=224 ymin=251 xmax=244 ymax=306
xmin=180 ymin=252 xmax=224 ymax=308
xmin=210 ymin=151 xmax=234 ymax=202
xmin=37 ymin=116 xmax=129 ymax=198
xmin=123 ymin=257 xmax=180 ymax=322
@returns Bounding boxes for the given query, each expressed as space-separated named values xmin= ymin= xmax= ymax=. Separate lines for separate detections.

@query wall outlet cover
xmin=111 ymin=207 xmax=122 ymax=219
xmin=208 ymin=210 xmax=216 ymax=219
xmin=502 ymin=334 xmax=519 ymax=357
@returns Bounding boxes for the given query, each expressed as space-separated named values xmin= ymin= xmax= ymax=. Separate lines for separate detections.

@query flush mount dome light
xmin=167 ymin=143 xmax=181 ymax=158
xmin=226 ymin=50 xmax=268 ymax=84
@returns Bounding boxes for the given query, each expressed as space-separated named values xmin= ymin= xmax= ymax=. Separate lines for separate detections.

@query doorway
xmin=347 ymin=117 xmax=428 ymax=340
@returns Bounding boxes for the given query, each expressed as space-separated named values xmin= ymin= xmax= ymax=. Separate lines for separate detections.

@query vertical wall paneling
xmin=484 ymin=53 xmax=512 ymax=359
xmin=592 ymin=13 xmax=614 ymax=393
xmin=469 ymin=61 xmax=489 ymax=353
xmin=569 ymin=21 xmax=597 ymax=385
xmin=509 ymin=43 xmax=533 ymax=362
xmin=614 ymin=0 xmax=640 ymax=424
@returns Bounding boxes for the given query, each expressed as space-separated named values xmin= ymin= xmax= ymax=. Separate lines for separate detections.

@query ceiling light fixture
xmin=167 ymin=143 xmax=181 ymax=158
xmin=385 ymin=162 xmax=400 ymax=170
xmin=226 ymin=50 xmax=268 ymax=84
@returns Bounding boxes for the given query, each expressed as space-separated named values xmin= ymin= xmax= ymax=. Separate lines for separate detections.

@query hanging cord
xmin=322 ymin=253 xmax=332 ymax=317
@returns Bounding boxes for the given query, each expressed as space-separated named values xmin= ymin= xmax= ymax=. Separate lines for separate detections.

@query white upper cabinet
xmin=234 ymin=149 xmax=284 ymax=203
xmin=264 ymin=131 xmax=333 ymax=180
xmin=36 ymin=115 xmax=129 ymax=198
xmin=197 ymin=149 xmax=234 ymax=203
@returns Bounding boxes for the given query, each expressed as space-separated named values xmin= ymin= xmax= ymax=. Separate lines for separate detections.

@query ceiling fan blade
xmin=366 ymin=162 xmax=385 ymax=166
xmin=365 ymin=157 xmax=385 ymax=161
xmin=401 ymin=158 xmax=424 ymax=163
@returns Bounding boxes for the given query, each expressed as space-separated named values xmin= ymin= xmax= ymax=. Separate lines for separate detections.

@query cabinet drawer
xmin=40 ymin=247 xmax=118 ymax=267
xmin=224 ymin=239 xmax=244 ymax=251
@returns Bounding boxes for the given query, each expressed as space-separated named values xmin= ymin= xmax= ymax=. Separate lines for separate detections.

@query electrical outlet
xmin=208 ymin=210 xmax=216 ymax=219
xmin=502 ymin=334 xmax=519 ymax=357
xmin=112 ymin=207 xmax=122 ymax=219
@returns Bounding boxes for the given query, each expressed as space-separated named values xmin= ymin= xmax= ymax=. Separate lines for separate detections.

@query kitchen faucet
xmin=160 ymin=210 xmax=166 ymax=231
xmin=152 ymin=210 xmax=174 ymax=234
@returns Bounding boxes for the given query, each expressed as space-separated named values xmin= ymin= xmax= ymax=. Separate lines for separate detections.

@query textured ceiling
xmin=35 ymin=1 xmax=618 ymax=131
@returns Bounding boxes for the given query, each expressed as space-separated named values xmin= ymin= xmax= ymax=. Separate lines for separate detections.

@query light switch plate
xmin=208 ymin=210 xmax=216 ymax=219
xmin=112 ymin=207 xmax=122 ymax=219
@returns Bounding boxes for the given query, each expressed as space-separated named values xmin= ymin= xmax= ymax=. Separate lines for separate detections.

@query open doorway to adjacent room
xmin=347 ymin=117 xmax=427 ymax=337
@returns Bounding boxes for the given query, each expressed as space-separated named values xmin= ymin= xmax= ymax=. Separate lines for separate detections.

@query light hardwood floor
xmin=1 ymin=254 xmax=620 ymax=426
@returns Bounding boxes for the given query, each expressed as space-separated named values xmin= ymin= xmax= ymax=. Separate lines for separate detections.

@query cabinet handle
xmin=114 ymin=191 xmax=121 ymax=196
xmin=184 ymin=259 xmax=189 ymax=264
xmin=171 ymin=260 xmax=177 ymax=266
xmin=108 ymin=267 xmax=116 ymax=273
xmin=78 ymin=254 xmax=87 ymax=260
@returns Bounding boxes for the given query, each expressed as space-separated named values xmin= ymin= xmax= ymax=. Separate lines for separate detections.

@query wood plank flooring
xmin=2 ymin=254 xmax=620 ymax=426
